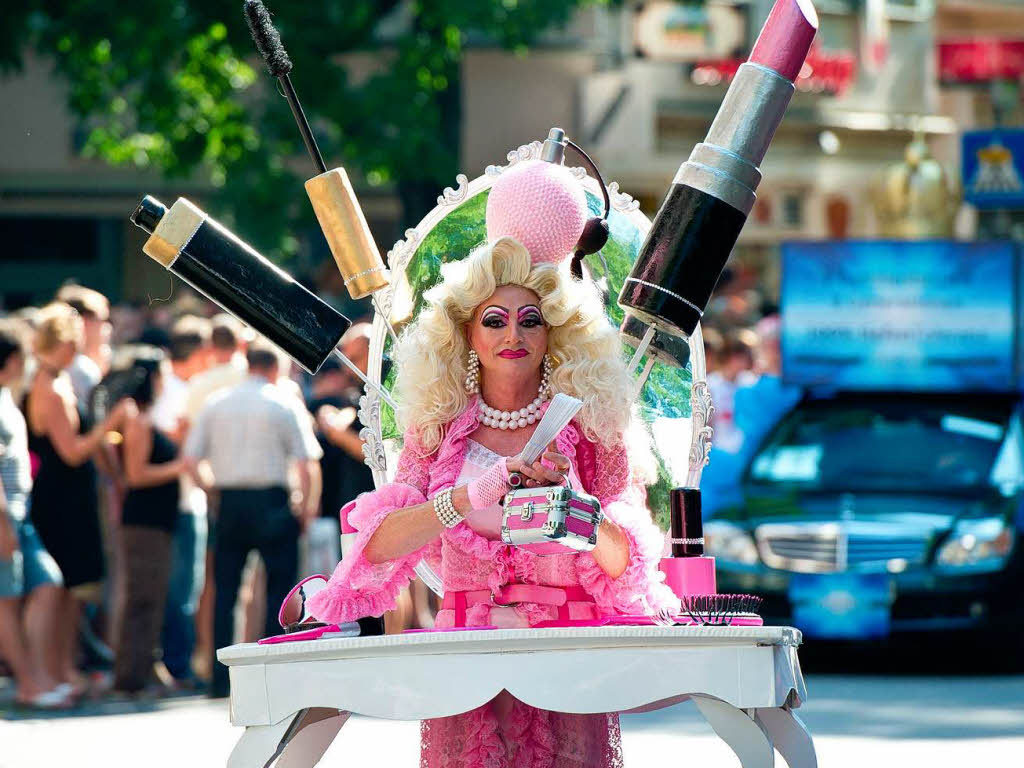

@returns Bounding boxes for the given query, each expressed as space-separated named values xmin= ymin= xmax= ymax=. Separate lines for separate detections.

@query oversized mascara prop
xmin=130 ymin=196 xmax=397 ymax=408
xmin=243 ymin=0 xmax=398 ymax=343
xmin=619 ymin=0 xmax=818 ymax=340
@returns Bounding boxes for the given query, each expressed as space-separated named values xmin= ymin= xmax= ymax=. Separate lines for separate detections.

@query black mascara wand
xmin=243 ymin=0 xmax=326 ymax=174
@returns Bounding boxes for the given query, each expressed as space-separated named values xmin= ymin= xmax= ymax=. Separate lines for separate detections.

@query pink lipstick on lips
xmin=498 ymin=349 xmax=529 ymax=359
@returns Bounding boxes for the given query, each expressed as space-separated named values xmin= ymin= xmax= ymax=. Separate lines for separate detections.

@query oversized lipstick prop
xmin=618 ymin=0 xmax=818 ymax=339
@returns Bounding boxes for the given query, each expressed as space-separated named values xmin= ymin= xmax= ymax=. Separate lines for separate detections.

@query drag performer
xmin=306 ymin=159 xmax=678 ymax=767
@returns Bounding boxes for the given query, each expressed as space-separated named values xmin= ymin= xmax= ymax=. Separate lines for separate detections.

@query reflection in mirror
xmin=279 ymin=574 xmax=329 ymax=630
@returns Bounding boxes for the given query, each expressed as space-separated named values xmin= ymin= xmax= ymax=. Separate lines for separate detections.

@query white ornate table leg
xmin=754 ymin=708 xmax=816 ymax=768
xmin=228 ymin=716 xmax=295 ymax=768
xmin=276 ymin=709 xmax=350 ymax=768
xmin=693 ymin=695 xmax=775 ymax=768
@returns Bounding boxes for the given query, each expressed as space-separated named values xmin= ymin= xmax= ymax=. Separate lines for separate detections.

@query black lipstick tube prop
xmin=659 ymin=487 xmax=717 ymax=598
xmin=619 ymin=43 xmax=812 ymax=339
xmin=131 ymin=196 xmax=350 ymax=374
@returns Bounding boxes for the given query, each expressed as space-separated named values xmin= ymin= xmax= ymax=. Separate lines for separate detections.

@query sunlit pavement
xmin=4 ymin=672 xmax=1023 ymax=767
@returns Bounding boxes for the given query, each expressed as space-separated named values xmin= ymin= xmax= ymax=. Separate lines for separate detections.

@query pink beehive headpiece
xmin=485 ymin=159 xmax=588 ymax=267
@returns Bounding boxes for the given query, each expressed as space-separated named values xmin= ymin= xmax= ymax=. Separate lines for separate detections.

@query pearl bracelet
xmin=433 ymin=488 xmax=463 ymax=529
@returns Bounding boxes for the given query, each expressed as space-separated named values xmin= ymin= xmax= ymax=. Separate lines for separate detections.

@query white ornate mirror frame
xmin=357 ymin=140 xmax=713 ymax=596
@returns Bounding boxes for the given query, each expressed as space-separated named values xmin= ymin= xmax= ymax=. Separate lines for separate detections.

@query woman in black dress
xmin=112 ymin=347 xmax=185 ymax=693
xmin=26 ymin=303 xmax=130 ymax=695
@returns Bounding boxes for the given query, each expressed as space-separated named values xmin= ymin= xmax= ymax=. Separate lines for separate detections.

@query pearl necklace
xmin=477 ymin=377 xmax=550 ymax=431
xmin=478 ymin=394 xmax=550 ymax=430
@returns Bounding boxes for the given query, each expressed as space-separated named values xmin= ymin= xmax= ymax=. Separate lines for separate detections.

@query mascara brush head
xmin=244 ymin=0 xmax=292 ymax=78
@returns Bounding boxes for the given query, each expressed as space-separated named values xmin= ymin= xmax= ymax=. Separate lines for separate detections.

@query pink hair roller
xmin=486 ymin=159 xmax=588 ymax=267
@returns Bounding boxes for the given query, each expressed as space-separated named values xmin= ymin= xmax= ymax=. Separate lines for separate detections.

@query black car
xmin=707 ymin=392 xmax=1024 ymax=644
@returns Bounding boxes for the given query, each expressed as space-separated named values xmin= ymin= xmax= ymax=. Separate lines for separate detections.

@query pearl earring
xmin=465 ymin=349 xmax=480 ymax=394
xmin=542 ymin=354 xmax=553 ymax=396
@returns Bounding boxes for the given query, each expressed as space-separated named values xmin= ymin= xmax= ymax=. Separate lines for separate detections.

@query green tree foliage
xmin=2 ymin=0 xmax=607 ymax=260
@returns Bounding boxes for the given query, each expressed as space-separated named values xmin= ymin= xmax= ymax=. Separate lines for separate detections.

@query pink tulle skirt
xmin=420 ymin=692 xmax=623 ymax=768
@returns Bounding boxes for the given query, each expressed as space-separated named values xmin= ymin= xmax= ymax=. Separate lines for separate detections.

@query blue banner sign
xmin=781 ymin=241 xmax=1017 ymax=391
xmin=963 ymin=129 xmax=1024 ymax=209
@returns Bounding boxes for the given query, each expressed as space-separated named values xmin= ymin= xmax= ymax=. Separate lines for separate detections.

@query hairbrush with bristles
xmin=678 ymin=594 xmax=764 ymax=626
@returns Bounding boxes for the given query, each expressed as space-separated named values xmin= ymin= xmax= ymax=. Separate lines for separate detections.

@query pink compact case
xmin=501 ymin=486 xmax=603 ymax=555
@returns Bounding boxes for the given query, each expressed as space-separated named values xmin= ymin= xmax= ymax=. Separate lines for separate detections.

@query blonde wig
xmin=394 ymin=237 xmax=633 ymax=454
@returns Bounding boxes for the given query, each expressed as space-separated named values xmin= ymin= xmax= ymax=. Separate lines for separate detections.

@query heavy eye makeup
xmin=481 ymin=306 xmax=509 ymax=328
xmin=517 ymin=305 xmax=544 ymax=328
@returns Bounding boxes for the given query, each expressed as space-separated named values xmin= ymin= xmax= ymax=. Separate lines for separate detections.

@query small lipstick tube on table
xmin=659 ymin=487 xmax=717 ymax=598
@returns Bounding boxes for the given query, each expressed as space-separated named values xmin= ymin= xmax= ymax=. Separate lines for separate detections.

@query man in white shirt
xmin=185 ymin=339 xmax=322 ymax=698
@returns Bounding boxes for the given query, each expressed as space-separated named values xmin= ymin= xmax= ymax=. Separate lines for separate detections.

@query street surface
xmin=3 ymin=667 xmax=1023 ymax=767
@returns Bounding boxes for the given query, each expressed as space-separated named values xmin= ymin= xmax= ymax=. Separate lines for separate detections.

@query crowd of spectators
xmin=0 ymin=284 xmax=374 ymax=707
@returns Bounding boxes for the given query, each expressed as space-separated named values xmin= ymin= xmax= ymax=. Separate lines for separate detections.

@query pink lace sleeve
xmin=574 ymin=436 xmax=680 ymax=616
xmin=306 ymin=428 xmax=436 ymax=624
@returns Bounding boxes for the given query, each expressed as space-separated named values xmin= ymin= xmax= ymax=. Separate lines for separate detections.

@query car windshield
xmin=748 ymin=397 xmax=1021 ymax=493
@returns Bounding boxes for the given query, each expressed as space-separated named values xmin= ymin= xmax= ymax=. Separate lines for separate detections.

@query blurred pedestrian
xmin=56 ymin=284 xmax=112 ymax=404
xmin=702 ymin=328 xmax=757 ymax=517
xmin=310 ymin=323 xmax=375 ymax=520
xmin=184 ymin=314 xmax=246 ymax=422
xmin=707 ymin=329 xmax=757 ymax=454
xmin=184 ymin=312 xmax=246 ymax=679
xmin=151 ymin=315 xmax=211 ymax=442
xmin=112 ymin=347 xmax=185 ymax=694
xmin=153 ymin=315 xmax=212 ymax=690
xmin=0 ymin=320 xmax=68 ymax=709
xmin=238 ymin=347 xmax=318 ymax=643
xmin=24 ymin=303 xmax=130 ymax=696
xmin=733 ymin=315 xmax=802 ymax=459
xmin=59 ymin=286 xmax=119 ymax=675
xmin=702 ymin=326 xmax=724 ymax=376
xmin=184 ymin=339 xmax=322 ymax=698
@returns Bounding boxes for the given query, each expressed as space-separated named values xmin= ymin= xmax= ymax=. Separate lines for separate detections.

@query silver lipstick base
xmin=673 ymin=62 xmax=795 ymax=215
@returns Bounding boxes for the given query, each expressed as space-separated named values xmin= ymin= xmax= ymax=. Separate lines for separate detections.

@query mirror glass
xmin=362 ymin=141 xmax=709 ymax=595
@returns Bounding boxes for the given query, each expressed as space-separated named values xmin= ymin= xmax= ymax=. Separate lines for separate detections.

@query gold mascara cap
xmin=305 ymin=168 xmax=390 ymax=299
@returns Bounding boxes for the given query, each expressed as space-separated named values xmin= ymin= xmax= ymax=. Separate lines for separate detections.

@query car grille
xmin=755 ymin=524 xmax=930 ymax=573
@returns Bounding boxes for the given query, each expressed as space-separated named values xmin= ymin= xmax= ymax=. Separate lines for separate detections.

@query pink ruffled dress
xmin=307 ymin=397 xmax=678 ymax=768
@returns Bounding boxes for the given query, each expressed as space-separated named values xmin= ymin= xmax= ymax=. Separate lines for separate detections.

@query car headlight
xmin=936 ymin=518 xmax=1015 ymax=572
xmin=704 ymin=520 xmax=760 ymax=565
